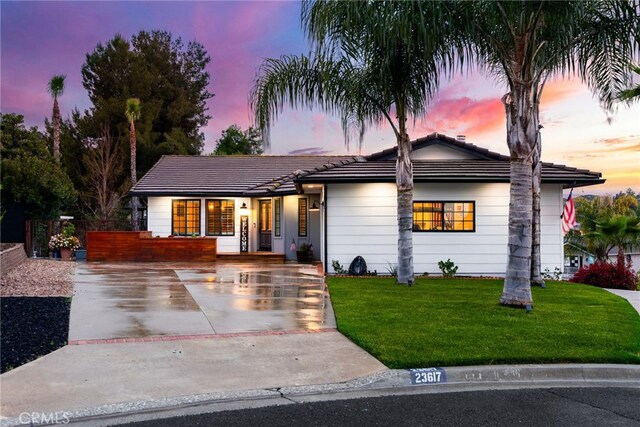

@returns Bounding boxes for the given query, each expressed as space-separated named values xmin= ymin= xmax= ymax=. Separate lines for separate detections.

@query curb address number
xmin=410 ymin=367 xmax=447 ymax=385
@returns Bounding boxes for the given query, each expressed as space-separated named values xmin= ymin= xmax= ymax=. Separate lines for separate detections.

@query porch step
xmin=217 ymin=252 xmax=286 ymax=264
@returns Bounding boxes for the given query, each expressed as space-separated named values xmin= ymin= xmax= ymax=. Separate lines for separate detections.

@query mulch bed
xmin=1 ymin=297 xmax=71 ymax=373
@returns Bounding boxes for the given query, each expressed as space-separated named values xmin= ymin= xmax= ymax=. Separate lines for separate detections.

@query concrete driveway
xmin=70 ymin=262 xmax=335 ymax=341
xmin=0 ymin=262 xmax=386 ymax=420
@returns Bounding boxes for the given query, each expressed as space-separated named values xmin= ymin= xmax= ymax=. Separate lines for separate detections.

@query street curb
xmin=2 ymin=364 xmax=639 ymax=426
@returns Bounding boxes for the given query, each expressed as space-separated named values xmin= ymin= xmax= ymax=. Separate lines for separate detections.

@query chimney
xmin=456 ymin=134 xmax=466 ymax=142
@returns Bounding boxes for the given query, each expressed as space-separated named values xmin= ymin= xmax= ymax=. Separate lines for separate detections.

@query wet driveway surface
xmin=69 ymin=262 xmax=335 ymax=341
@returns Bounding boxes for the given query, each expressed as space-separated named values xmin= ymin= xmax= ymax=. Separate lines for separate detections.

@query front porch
xmin=217 ymin=252 xmax=286 ymax=264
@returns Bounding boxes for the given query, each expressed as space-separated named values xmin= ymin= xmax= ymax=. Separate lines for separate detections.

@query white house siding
xmin=325 ymin=183 xmax=564 ymax=276
xmin=282 ymin=194 xmax=322 ymax=260
xmin=147 ymin=196 xmax=251 ymax=253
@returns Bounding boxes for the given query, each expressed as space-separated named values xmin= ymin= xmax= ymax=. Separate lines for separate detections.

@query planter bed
xmin=1 ymin=297 xmax=71 ymax=373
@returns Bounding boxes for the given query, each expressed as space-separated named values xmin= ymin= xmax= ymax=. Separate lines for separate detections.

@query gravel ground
xmin=0 ymin=297 xmax=71 ymax=373
xmin=0 ymin=259 xmax=75 ymax=296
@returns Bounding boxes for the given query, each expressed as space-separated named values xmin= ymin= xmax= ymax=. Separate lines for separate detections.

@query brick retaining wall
xmin=1 ymin=244 xmax=28 ymax=276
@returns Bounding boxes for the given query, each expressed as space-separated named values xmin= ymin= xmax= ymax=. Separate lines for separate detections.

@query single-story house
xmin=564 ymin=244 xmax=640 ymax=275
xmin=130 ymin=133 xmax=603 ymax=275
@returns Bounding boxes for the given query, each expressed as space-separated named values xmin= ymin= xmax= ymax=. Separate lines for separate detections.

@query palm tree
xmin=590 ymin=216 xmax=640 ymax=268
xmin=48 ymin=75 xmax=66 ymax=162
xmin=618 ymin=63 xmax=640 ymax=103
xmin=125 ymin=98 xmax=142 ymax=231
xmin=450 ymin=1 xmax=638 ymax=306
xmin=251 ymin=1 xmax=454 ymax=284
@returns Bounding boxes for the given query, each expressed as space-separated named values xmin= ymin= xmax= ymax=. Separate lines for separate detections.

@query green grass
xmin=327 ymin=277 xmax=640 ymax=368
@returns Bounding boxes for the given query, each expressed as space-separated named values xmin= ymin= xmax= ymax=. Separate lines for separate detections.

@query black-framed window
xmin=206 ymin=199 xmax=235 ymax=236
xmin=274 ymin=198 xmax=281 ymax=237
xmin=298 ymin=198 xmax=308 ymax=237
xmin=413 ymin=201 xmax=475 ymax=232
xmin=172 ymin=199 xmax=201 ymax=236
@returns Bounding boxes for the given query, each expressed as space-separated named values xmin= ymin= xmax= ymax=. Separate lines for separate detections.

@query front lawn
xmin=327 ymin=277 xmax=640 ymax=368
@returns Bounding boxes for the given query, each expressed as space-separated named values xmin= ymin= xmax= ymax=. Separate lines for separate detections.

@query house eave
xmin=295 ymin=176 xmax=606 ymax=187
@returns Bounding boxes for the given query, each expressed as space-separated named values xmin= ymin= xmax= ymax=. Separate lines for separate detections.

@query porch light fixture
xmin=240 ymin=202 xmax=248 ymax=209
xmin=309 ymin=200 xmax=320 ymax=211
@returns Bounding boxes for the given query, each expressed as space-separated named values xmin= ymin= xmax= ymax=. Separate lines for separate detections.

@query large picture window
xmin=206 ymin=199 xmax=235 ymax=236
xmin=413 ymin=201 xmax=475 ymax=232
xmin=298 ymin=198 xmax=308 ymax=237
xmin=172 ymin=199 xmax=201 ymax=236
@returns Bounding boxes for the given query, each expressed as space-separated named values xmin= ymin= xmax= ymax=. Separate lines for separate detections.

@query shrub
xmin=438 ymin=259 xmax=458 ymax=278
xmin=570 ymin=262 xmax=637 ymax=290
xmin=542 ymin=267 xmax=563 ymax=281
xmin=331 ymin=260 xmax=346 ymax=274
xmin=385 ymin=262 xmax=398 ymax=277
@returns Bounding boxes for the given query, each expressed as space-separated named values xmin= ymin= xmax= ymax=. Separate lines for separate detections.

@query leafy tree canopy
xmin=212 ymin=125 xmax=263 ymax=155
xmin=80 ymin=30 xmax=213 ymax=174
xmin=1 ymin=114 xmax=76 ymax=219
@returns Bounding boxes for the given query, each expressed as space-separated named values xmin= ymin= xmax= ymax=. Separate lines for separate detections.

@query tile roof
xmin=296 ymin=160 xmax=603 ymax=188
xmin=130 ymin=155 xmax=361 ymax=196
xmin=130 ymin=134 xmax=604 ymax=196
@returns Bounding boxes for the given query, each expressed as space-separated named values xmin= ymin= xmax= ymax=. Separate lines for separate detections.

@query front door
xmin=258 ymin=200 xmax=272 ymax=251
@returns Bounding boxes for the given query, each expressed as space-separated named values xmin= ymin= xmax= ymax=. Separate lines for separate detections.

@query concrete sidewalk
xmin=605 ymin=288 xmax=640 ymax=315
xmin=2 ymin=362 xmax=638 ymax=426
xmin=0 ymin=331 xmax=386 ymax=421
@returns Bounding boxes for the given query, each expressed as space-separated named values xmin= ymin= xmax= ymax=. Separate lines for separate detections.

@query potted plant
xmin=296 ymin=242 xmax=314 ymax=263
xmin=49 ymin=223 xmax=81 ymax=261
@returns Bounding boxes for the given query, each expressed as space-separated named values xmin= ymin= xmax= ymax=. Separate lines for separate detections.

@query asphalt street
xmin=120 ymin=387 xmax=640 ymax=427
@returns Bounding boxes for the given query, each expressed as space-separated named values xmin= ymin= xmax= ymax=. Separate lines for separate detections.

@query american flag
xmin=562 ymin=192 xmax=577 ymax=236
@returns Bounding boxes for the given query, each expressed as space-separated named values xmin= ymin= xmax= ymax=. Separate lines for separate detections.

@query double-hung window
xmin=413 ymin=201 xmax=475 ymax=232
xmin=172 ymin=199 xmax=201 ymax=236
xmin=206 ymin=199 xmax=235 ymax=236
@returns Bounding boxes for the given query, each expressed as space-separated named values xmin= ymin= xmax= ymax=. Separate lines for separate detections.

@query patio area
xmin=70 ymin=262 xmax=334 ymax=341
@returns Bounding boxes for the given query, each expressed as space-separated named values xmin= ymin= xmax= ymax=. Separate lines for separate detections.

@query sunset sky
xmin=2 ymin=1 xmax=638 ymax=195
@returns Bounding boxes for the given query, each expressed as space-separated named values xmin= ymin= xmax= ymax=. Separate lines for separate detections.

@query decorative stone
xmin=348 ymin=256 xmax=367 ymax=276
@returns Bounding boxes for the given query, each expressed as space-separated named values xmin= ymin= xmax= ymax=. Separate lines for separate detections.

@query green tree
xmin=81 ymin=30 xmax=213 ymax=175
xmin=1 ymin=113 xmax=75 ymax=218
xmin=571 ymin=193 xmax=640 ymax=262
xmin=213 ymin=125 xmax=263 ymax=155
xmin=590 ymin=216 xmax=640 ymax=268
xmin=251 ymin=1 xmax=454 ymax=284
xmin=451 ymin=1 xmax=638 ymax=306
xmin=125 ymin=98 xmax=142 ymax=230
xmin=47 ymin=75 xmax=66 ymax=162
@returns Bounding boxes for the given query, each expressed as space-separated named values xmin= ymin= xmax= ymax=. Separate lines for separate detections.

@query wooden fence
xmin=25 ymin=219 xmax=145 ymax=257
xmin=87 ymin=231 xmax=217 ymax=262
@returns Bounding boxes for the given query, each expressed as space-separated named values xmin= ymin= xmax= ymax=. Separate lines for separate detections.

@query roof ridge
xmin=244 ymin=155 xmax=365 ymax=194
xmin=160 ymin=154 xmax=354 ymax=158
xmin=366 ymin=133 xmax=510 ymax=161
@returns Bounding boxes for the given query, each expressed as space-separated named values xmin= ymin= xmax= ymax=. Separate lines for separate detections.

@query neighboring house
xmin=563 ymin=242 xmax=639 ymax=275
xmin=608 ymin=247 xmax=640 ymax=270
xmin=130 ymin=133 xmax=603 ymax=275
xmin=563 ymin=243 xmax=595 ymax=276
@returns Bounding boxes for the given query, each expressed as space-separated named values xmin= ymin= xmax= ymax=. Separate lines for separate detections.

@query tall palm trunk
xmin=130 ymin=121 xmax=139 ymax=231
xmin=500 ymin=87 xmax=535 ymax=307
xmin=396 ymin=107 xmax=414 ymax=285
xmin=53 ymin=96 xmax=61 ymax=162
xmin=531 ymin=126 xmax=544 ymax=287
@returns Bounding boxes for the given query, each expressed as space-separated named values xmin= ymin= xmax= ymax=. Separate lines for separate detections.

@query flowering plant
xmin=49 ymin=233 xmax=81 ymax=251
